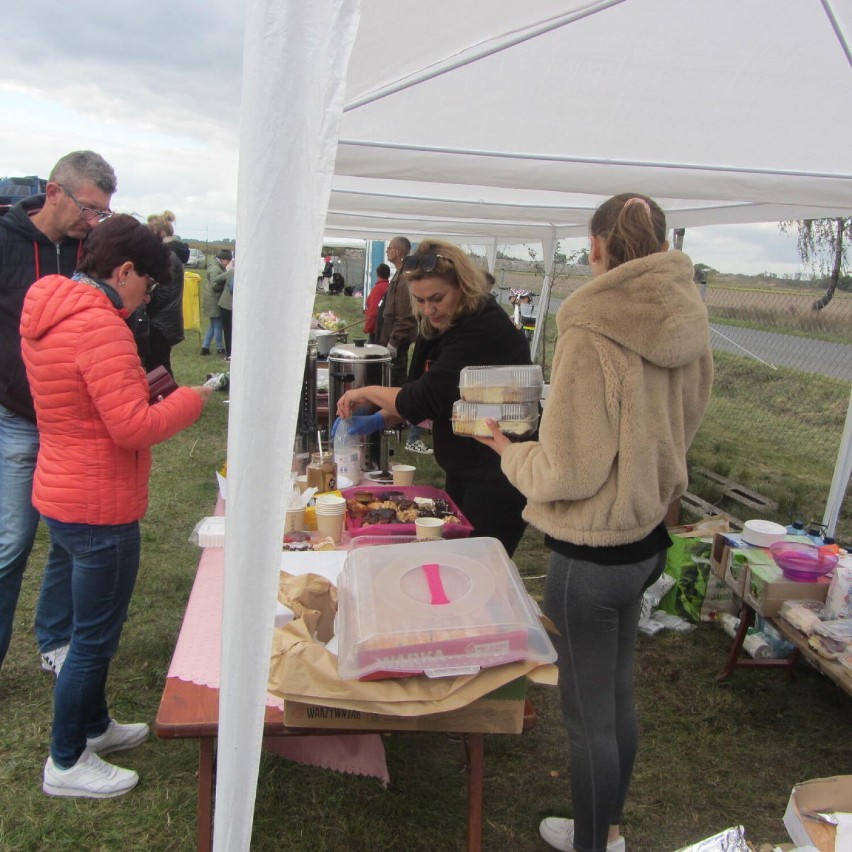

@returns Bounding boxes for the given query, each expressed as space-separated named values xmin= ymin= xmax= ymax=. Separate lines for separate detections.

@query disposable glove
xmin=386 ymin=343 xmax=398 ymax=358
xmin=347 ymin=412 xmax=386 ymax=435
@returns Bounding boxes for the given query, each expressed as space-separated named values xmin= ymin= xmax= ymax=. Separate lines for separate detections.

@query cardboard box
xmin=744 ymin=557 xmax=829 ymax=617
xmin=709 ymin=532 xmax=752 ymax=596
xmin=284 ymin=677 xmax=526 ymax=733
xmin=784 ymin=774 xmax=852 ymax=851
xmin=725 ymin=548 xmax=751 ymax=596
xmin=710 ymin=532 xmax=734 ymax=581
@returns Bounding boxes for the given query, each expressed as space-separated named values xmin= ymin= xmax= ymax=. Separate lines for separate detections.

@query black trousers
xmin=444 ymin=472 xmax=527 ymax=557
xmin=220 ymin=308 xmax=233 ymax=357
xmin=145 ymin=328 xmax=173 ymax=377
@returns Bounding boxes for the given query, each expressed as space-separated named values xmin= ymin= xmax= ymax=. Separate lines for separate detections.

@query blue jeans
xmin=0 ymin=404 xmax=42 ymax=669
xmin=202 ymin=316 xmax=224 ymax=350
xmin=44 ymin=517 xmax=140 ymax=768
xmin=543 ymin=548 xmax=665 ymax=852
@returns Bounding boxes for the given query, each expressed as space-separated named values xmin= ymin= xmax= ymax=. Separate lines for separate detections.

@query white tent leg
xmin=530 ymin=234 xmax=557 ymax=361
xmin=822 ymin=387 xmax=852 ymax=539
xmin=214 ymin=3 xmax=360 ymax=850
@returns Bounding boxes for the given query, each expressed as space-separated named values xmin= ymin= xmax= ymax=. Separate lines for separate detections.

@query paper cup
xmin=284 ymin=507 xmax=305 ymax=533
xmin=392 ymin=464 xmax=416 ymax=486
xmin=315 ymin=494 xmax=346 ymax=510
xmin=415 ymin=517 xmax=444 ymax=540
xmin=295 ymin=474 xmax=309 ymax=494
xmin=316 ymin=511 xmax=345 ymax=543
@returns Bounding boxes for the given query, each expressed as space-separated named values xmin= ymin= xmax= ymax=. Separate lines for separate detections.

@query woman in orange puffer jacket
xmin=20 ymin=214 xmax=213 ymax=800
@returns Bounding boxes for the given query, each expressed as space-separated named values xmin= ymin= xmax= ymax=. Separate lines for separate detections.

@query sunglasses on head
xmin=402 ymin=253 xmax=446 ymax=274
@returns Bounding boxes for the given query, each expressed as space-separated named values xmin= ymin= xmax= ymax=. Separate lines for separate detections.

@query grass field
xmin=0 ymin=290 xmax=850 ymax=850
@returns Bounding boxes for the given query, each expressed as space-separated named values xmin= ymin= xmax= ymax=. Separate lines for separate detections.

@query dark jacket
xmin=146 ymin=243 xmax=186 ymax=346
xmin=0 ymin=195 xmax=85 ymax=420
xmin=377 ymin=266 xmax=417 ymax=350
xmin=396 ymin=297 xmax=531 ymax=480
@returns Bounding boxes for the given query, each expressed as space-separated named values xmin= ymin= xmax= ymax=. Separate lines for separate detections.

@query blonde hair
xmin=405 ymin=240 xmax=490 ymax=338
xmin=146 ymin=210 xmax=176 ymax=239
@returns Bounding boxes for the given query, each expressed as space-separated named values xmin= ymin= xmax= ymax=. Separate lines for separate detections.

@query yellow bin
xmin=183 ymin=271 xmax=202 ymax=332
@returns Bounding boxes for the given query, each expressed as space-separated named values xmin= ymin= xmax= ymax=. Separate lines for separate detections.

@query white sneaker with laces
xmin=405 ymin=439 xmax=434 ymax=455
xmin=86 ymin=720 xmax=150 ymax=756
xmin=43 ymin=750 xmax=138 ymax=799
xmin=539 ymin=817 xmax=625 ymax=852
xmin=40 ymin=644 xmax=70 ymax=676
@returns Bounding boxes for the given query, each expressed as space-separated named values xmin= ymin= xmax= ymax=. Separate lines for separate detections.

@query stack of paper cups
xmin=314 ymin=494 xmax=347 ymax=543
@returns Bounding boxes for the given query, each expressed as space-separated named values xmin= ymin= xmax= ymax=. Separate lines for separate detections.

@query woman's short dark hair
xmin=590 ymin=193 xmax=667 ymax=271
xmin=77 ymin=214 xmax=173 ymax=285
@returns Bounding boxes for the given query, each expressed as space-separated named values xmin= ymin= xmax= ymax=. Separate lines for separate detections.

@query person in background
xmin=0 ymin=150 xmax=117 ymax=676
xmin=377 ymin=236 xmax=431 ymax=454
xmin=337 ymin=239 xmax=531 ymax=556
xmin=363 ymin=262 xmax=390 ymax=343
xmin=145 ymin=211 xmax=187 ymax=376
xmin=477 ymin=193 xmax=714 ymax=852
xmin=218 ymin=254 xmax=235 ymax=361
xmin=201 ymin=249 xmax=231 ymax=355
xmin=320 ymin=254 xmax=334 ymax=291
xmin=20 ymin=214 xmax=213 ymax=798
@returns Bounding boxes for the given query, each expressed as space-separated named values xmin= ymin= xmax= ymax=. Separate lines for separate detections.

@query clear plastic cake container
xmin=336 ymin=537 xmax=556 ymax=680
xmin=451 ymin=400 xmax=539 ymax=437
xmin=458 ymin=365 xmax=544 ymax=403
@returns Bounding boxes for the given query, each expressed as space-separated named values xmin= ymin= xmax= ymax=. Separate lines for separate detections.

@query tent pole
xmin=822 ymin=386 xmax=852 ymax=539
xmin=530 ymin=234 xmax=556 ymax=361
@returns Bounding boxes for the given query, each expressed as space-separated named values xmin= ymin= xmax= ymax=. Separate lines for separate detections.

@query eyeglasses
xmin=403 ymin=253 xmax=446 ymax=274
xmin=142 ymin=275 xmax=158 ymax=295
xmin=59 ymin=185 xmax=113 ymax=223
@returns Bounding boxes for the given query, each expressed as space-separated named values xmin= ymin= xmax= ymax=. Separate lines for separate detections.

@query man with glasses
xmin=0 ymin=150 xmax=116 ymax=676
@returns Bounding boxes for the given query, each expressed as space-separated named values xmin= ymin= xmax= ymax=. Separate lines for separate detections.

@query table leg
xmin=716 ymin=603 xmax=754 ymax=681
xmin=197 ymin=738 xmax=215 ymax=852
xmin=463 ymin=733 xmax=484 ymax=852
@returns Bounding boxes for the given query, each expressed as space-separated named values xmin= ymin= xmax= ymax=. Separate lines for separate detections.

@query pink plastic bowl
xmin=769 ymin=541 xmax=838 ymax=582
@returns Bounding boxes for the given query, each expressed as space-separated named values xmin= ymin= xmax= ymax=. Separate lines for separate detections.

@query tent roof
xmin=327 ymin=0 xmax=852 ymax=244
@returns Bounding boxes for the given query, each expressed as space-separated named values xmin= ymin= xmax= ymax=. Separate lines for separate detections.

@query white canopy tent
xmin=217 ymin=1 xmax=852 ymax=848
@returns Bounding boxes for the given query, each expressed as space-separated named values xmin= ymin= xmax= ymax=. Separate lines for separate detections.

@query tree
xmin=780 ymin=217 xmax=852 ymax=310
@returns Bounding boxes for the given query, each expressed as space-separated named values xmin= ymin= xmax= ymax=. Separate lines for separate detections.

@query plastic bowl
xmin=769 ymin=541 xmax=838 ymax=582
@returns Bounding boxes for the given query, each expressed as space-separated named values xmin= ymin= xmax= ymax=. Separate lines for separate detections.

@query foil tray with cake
xmin=341 ymin=485 xmax=473 ymax=539
xmin=336 ymin=536 xmax=557 ymax=680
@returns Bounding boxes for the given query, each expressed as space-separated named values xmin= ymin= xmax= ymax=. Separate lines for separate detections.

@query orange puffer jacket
xmin=20 ymin=274 xmax=204 ymax=525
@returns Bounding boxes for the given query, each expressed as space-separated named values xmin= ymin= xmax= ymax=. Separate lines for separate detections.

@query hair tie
xmin=624 ymin=195 xmax=651 ymax=219
xmin=624 ymin=197 xmax=651 ymax=217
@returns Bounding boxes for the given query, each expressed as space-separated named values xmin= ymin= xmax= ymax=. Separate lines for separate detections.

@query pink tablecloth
xmin=168 ymin=520 xmax=388 ymax=783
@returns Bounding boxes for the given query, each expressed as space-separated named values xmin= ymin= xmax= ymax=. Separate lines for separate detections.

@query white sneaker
xmin=539 ymin=817 xmax=625 ymax=852
xmin=40 ymin=644 xmax=70 ymax=676
xmin=86 ymin=720 xmax=149 ymax=756
xmin=43 ymin=750 xmax=138 ymax=799
xmin=405 ymin=439 xmax=434 ymax=455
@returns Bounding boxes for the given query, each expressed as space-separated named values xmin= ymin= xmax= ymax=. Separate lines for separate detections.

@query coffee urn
xmin=327 ymin=340 xmax=393 ymax=475
xmin=293 ymin=339 xmax=318 ymax=472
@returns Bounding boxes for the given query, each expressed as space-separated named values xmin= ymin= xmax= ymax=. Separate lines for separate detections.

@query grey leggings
xmin=543 ymin=548 xmax=666 ymax=852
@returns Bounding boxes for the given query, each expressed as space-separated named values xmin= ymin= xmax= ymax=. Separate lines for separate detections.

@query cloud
xmin=0 ymin=3 xmax=822 ymax=270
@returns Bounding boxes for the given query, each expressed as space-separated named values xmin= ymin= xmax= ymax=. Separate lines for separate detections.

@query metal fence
xmin=494 ymin=268 xmax=852 ymax=542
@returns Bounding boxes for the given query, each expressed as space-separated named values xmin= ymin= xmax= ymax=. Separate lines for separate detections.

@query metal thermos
xmin=294 ymin=340 xmax=318 ymax=464
xmin=327 ymin=340 xmax=392 ymax=473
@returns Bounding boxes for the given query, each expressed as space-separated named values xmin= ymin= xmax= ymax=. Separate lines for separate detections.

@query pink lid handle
xmin=422 ymin=563 xmax=450 ymax=605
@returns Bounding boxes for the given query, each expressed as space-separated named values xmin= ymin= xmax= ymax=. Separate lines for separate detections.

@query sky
xmin=1 ymin=2 xmax=812 ymax=278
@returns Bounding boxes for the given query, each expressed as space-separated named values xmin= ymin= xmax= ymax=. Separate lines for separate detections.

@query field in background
xmin=1 ymin=294 xmax=850 ymax=850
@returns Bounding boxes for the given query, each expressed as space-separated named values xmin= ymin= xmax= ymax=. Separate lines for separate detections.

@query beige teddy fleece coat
xmin=500 ymin=250 xmax=713 ymax=547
